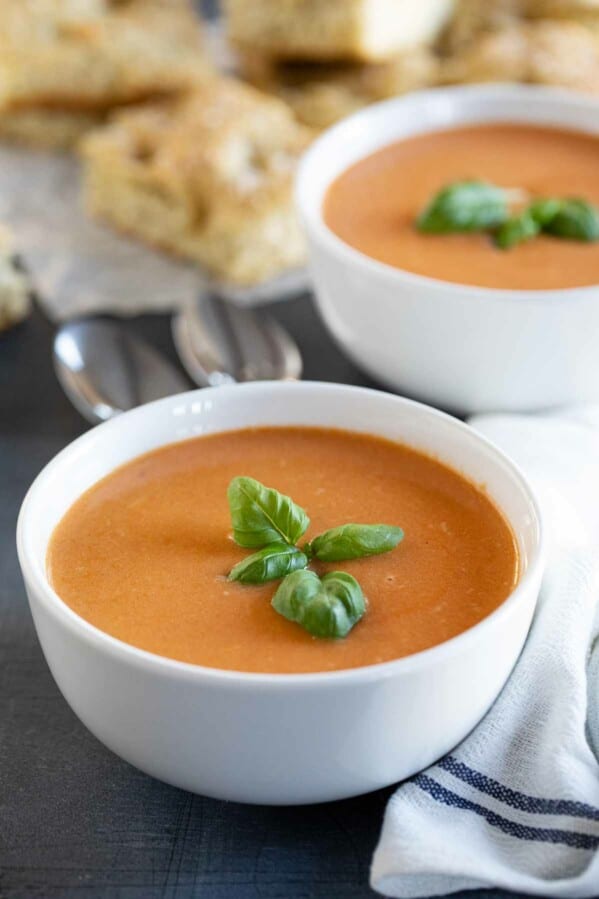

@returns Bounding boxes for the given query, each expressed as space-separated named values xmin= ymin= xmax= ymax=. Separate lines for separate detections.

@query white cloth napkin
xmin=371 ymin=406 xmax=599 ymax=898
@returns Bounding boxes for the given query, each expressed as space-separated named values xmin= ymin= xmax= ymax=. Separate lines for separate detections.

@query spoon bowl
xmin=172 ymin=293 xmax=303 ymax=388
xmin=53 ymin=318 xmax=189 ymax=424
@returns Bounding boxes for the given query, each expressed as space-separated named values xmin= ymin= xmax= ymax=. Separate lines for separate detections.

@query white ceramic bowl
xmin=17 ymin=382 xmax=544 ymax=804
xmin=297 ymin=84 xmax=599 ymax=415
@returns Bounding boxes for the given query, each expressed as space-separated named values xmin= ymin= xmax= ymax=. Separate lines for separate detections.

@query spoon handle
xmin=172 ymin=293 xmax=302 ymax=388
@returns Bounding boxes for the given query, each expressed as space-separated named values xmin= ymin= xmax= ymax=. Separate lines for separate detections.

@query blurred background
xmin=1 ymin=0 xmax=598 ymax=334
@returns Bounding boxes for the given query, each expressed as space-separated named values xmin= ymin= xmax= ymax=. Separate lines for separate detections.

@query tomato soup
xmin=47 ymin=427 xmax=518 ymax=674
xmin=324 ymin=123 xmax=599 ymax=290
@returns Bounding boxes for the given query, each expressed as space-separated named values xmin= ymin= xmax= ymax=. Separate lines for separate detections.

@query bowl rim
xmin=296 ymin=82 xmax=599 ymax=302
xmin=17 ymin=381 xmax=546 ymax=689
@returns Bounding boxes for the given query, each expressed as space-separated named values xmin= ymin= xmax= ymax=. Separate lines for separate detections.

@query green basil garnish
xmin=225 ymin=478 xmax=403 ymax=639
xmin=228 ymin=543 xmax=308 ymax=585
xmin=528 ymin=197 xmax=562 ymax=226
xmin=307 ymin=524 xmax=404 ymax=562
xmin=417 ymin=181 xmax=509 ymax=234
xmin=495 ymin=208 xmax=540 ymax=250
xmin=227 ymin=476 xmax=310 ymax=548
xmin=417 ymin=181 xmax=599 ymax=249
xmin=272 ymin=570 xmax=365 ymax=639
xmin=543 ymin=198 xmax=599 ymax=242
xmin=496 ymin=197 xmax=599 ymax=249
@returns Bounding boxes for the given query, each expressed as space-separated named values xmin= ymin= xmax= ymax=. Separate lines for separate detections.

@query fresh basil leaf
xmin=272 ymin=570 xmax=365 ymax=639
xmin=228 ymin=543 xmax=308 ymax=585
xmin=529 ymin=197 xmax=562 ymax=227
xmin=227 ymin=476 xmax=310 ymax=548
xmin=542 ymin=198 xmax=599 ymax=242
xmin=495 ymin=208 xmax=540 ymax=250
xmin=307 ymin=524 xmax=404 ymax=562
xmin=272 ymin=569 xmax=321 ymax=627
xmin=417 ymin=181 xmax=508 ymax=234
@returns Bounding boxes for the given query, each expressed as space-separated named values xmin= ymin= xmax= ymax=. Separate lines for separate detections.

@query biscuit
xmin=439 ymin=0 xmax=523 ymax=54
xmin=80 ymin=79 xmax=313 ymax=285
xmin=1 ymin=0 xmax=105 ymax=39
xmin=0 ymin=0 xmax=210 ymax=114
xmin=525 ymin=0 xmax=599 ymax=19
xmin=0 ymin=108 xmax=105 ymax=148
xmin=440 ymin=0 xmax=599 ymax=55
xmin=440 ymin=19 xmax=599 ymax=92
xmin=224 ymin=0 xmax=454 ymax=62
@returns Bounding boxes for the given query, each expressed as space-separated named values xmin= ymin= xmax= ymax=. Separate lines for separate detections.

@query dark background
xmin=0 ymin=1 xmax=530 ymax=895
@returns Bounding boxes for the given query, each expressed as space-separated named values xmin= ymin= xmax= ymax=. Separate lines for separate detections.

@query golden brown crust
xmin=0 ymin=0 xmax=106 ymax=38
xmin=239 ymin=49 xmax=440 ymax=129
xmin=438 ymin=0 xmax=523 ymax=54
xmin=439 ymin=0 xmax=599 ymax=55
xmin=525 ymin=0 xmax=599 ymax=18
xmin=80 ymin=79 xmax=313 ymax=285
xmin=0 ymin=107 xmax=105 ymax=148
xmin=0 ymin=0 xmax=210 ymax=113
xmin=440 ymin=19 xmax=599 ymax=92
xmin=224 ymin=0 xmax=454 ymax=63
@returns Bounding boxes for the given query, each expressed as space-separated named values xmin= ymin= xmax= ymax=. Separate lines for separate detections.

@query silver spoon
xmin=54 ymin=293 xmax=302 ymax=423
xmin=53 ymin=318 xmax=189 ymax=425
xmin=172 ymin=292 xmax=302 ymax=387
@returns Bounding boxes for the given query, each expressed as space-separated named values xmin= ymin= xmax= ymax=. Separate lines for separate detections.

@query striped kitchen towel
xmin=371 ymin=407 xmax=599 ymax=898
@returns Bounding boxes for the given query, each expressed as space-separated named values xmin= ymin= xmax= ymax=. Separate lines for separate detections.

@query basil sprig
xmin=417 ymin=181 xmax=599 ymax=250
xmin=496 ymin=197 xmax=599 ymax=250
xmin=229 ymin=543 xmax=308 ymax=585
xmin=307 ymin=524 xmax=404 ymax=562
xmin=272 ymin=570 xmax=365 ymax=639
xmin=227 ymin=476 xmax=309 ymax=548
xmin=225 ymin=477 xmax=403 ymax=639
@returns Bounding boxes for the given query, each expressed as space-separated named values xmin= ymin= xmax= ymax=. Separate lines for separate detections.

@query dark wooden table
xmin=0 ymin=298 xmax=519 ymax=899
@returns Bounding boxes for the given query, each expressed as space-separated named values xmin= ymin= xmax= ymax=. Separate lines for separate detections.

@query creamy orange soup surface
xmin=324 ymin=123 xmax=599 ymax=290
xmin=48 ymin=427 xmax=519 ymax=674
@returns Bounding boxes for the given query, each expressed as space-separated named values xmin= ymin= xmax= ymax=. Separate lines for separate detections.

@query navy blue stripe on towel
xmin=439 ymin=756 xmax=599 ymax=822
xmin=414 ymin=775 xmax=599 ymax=851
